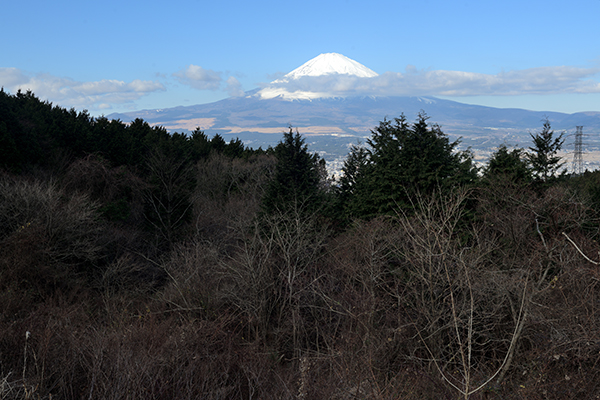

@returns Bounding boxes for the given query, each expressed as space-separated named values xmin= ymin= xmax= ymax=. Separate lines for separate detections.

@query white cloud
xmin=1 ymin=65 xmax=249 ymax=111
xmin=258 ymin=65 xmax=600 ymax=99
xmin=377 ymin=66 xmax=600 ymax=96
xmin=173 ymin=65 xmax=222 ymax=90
xmin=225 ymin=76 xmax=244 ymax=97
xmin=173 ymin=65 xmax=247 ymax=97
xmin=266 ymin=71 xmax=287 ymax=81
xmin=0 ymin=68 xmax=165 ymax=110
xmin=0 ymin=67 xmax=30 ymax=87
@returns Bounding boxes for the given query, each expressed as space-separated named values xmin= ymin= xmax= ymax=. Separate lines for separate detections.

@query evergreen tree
xmin=210 ymin=134 xmax=227 ymax=153
xmin=189 ymin=128 xmax=212 ymax=161
xmin=342 ymin=113 xmax=476 ymax=218
xmin=261 ymin=127 xmax=324 ymax=215
xmin=224 ymin=137 xmax=246 ymax=158
xmin=0 ymin=121 xmax=20 ymax=171
xmin=338 ymin=144 xmax=369 ymax=199
xmin=144 ymin=146 xmax=196 ymax=249
xmin=88 ymin=116 xmax=129 ymax=165
xmin=483 ymin=144 xmax=531 ymax=183
xmin=528 ymin=118 xmax=565 ymax=183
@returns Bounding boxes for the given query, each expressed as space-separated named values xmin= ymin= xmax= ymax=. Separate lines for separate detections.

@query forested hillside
xmin=2 ymin=89 xmax=600 ymax=399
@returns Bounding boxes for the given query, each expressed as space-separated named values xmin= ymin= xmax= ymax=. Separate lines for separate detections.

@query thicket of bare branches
xmin=2 ymin=161 xmax=600 ymax=399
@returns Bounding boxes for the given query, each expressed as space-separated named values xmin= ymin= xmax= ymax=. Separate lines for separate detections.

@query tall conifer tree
xmin=341 ymin=113 xmax=476 ymax=218
xmin=528 ymin=118 xmax=565 ymax=183
xmin=261 ymin=128 xmax=324 ymax=215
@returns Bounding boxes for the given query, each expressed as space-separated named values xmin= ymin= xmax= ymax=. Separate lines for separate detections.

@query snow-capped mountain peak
xmin=258 ymin=53 xmax=378 ymax=100
xmin=275 ymin=53 xmax=378 ymax=82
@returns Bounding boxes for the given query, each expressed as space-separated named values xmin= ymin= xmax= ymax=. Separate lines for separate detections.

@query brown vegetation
xmin=2 ymin=146 xmax=600 ymax=399
xmin=5 ymin=91 xmax=600 ymax=398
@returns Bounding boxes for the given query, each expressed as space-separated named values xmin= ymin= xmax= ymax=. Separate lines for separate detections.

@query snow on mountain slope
xmin=257 ymin=53 xmax=378 ymax=100
xmin=276 ymin=53 xmax=378 ymax=81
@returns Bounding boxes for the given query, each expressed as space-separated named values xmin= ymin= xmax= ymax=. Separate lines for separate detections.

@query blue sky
xmin=2 ymin=0 xmax=600 ymax=116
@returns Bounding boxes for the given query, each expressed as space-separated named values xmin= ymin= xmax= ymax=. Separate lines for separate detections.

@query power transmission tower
xmin=572 ymin=126 xmax=584 ymax=176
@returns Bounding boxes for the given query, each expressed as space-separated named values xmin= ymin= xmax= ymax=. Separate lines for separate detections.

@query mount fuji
xmin=277 ymin=53 xmax=379 ymax=79
xmin=257 ymin=53 xmax=379 ymax=100
xmin=108 ymin=53 xmax=600 ymax=168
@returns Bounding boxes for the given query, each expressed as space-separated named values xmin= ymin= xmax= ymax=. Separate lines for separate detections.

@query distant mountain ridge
xmin=108 ymin=94 xmax=600 ymax=153
xmin=108 ymin=53 xmax=600 ymax=165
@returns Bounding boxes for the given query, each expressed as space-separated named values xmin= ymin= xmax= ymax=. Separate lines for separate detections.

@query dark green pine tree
xmin=0 ymin=120 xmax=20 ymax=171
xmin=483 ymin=144 xmax=531 ymax=183
xmin=528 ymin=118 xmax=565 ymax=183
xmin=329 ymin=144 xmax=370 ymax=222
xmin=397 ymin=113 xmax=473 ymax=192
xmin=342 ymin=113 xmax=476 ymax=218
xmin=261 ymin=127 xmax=324 ymax=215
xmin=189 ymin=128 xmax=212 ymax=161
xmin=210 ymin=134 xmax=227 ymax=153
xmin=223 ymin=137 xmax=246 ymax=158
xmin=338 ymin=144 xmax=369 ymax=200
xmin=355 ymin=115 xmax=411 ymax=216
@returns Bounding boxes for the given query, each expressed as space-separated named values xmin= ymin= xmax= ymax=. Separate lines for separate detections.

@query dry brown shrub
xmin=214 ymin=207 xmax=330 ymax=353
xmin=193 ymin=153 xmax=275 ymax=241
xmin=0 ymin=177 xmax=105 ymax=302
xmin=300 ymin=217 xmax=416 ymax=398
xmin=0 ymin=293 xmax=299 ymax=400
xmin=158 ymin=239 xmax=223 ymax=318
xmin=62 ymin=154 xmax=147 ymax=224
xmin=473 ymin=182 xmax=600 ymax=398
